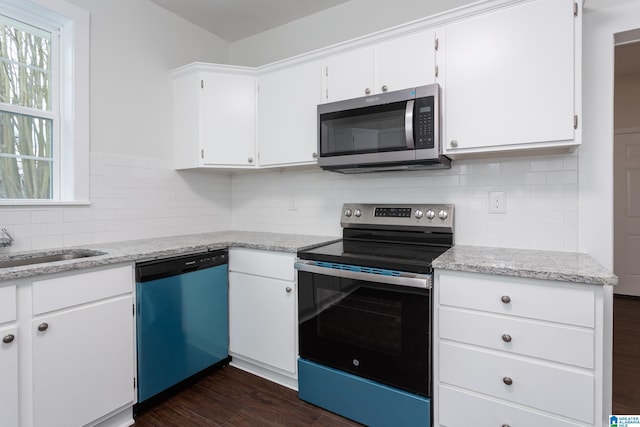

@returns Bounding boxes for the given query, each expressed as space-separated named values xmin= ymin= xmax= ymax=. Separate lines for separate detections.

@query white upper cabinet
xmin=440 ymin=0 xmax=579 ymax=157
xmin=257 ymin=60 xmax=322 ymax=167
xmin=323 ymin=29 xmax=436 ymax=103
xmin=173 ymin=65 xmax=257 ymax=169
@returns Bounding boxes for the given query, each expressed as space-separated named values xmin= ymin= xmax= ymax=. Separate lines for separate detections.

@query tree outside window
xmin=0 ymin=15 xmax=54 ymax=199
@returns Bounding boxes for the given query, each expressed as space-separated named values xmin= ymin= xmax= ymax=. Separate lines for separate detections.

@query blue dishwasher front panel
xmin=136 ymin=264 xmax=228 ymax=402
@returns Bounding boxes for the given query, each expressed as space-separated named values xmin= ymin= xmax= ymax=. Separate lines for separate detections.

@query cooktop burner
xmin=298 ymin=203 xmax=454 ymax=273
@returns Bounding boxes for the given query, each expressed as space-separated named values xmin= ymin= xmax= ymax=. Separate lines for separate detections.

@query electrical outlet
xmin=488 ymin=191 xmax=506 ymax=214
xmin=288 ymin=198 xmax=298 ymax=211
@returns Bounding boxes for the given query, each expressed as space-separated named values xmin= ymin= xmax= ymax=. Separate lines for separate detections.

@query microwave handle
xmin=405 ymin=99 xmax=415 ymax=149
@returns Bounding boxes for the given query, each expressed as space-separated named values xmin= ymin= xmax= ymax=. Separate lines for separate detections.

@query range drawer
xmin=439 ymin=342 xmax=594 ymax=423
xmin=438 ymin=272 xmax=595 ymax=327
xmin=439 ymin=385 xmax=584 ymax=427
xmin=439 ymin=306 xmax=595 ymax=368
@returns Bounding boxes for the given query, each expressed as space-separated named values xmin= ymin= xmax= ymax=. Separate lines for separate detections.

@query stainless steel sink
xmin=0 ymin=249 xmax=106 ymax=268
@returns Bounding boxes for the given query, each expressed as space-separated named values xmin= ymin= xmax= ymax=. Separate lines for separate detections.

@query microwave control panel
xmin=415 ymin=96 xmax=435 ymax=149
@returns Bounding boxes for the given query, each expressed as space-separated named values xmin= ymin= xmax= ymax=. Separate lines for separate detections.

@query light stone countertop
xmin=432 ymin=245 xmax=618 ymax=286
xmin=0 ymin=231 xmax=340 ymax=281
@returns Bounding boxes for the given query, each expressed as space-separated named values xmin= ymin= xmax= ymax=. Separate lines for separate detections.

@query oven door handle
xmin=294 ymin=260 xmax=431 ymax=289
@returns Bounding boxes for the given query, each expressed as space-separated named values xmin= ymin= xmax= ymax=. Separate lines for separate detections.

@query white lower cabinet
xmin=0 ymin=285 xmax=18 ymax=427
xmin=9 ymin=264 xmax=135 ymax=427
xmin=433 ymin=270 xmax=611 ymax=427
xmin=228 ymin=248 xmax=297 ymax=388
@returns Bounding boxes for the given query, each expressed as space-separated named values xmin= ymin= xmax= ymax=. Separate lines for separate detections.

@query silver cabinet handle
xmin=450 ymin=140 xmax=459 ymax=148
xmin=247 ymin=157 xmax=254 ymax=163
xmin=3 ymin=334 xmax=14 ymax=344
xmin=312 ymin=152 xmax=318 ymax=159
xmin=503 ymin=377 xmax=513 ymax=386
xmin=38 ymin=323 xmax=49 ymax=332
xmin=501 ymin=295 xmax=511 ymax=304
xmin=502 ymin=425 xmax=511 ymax=427
xmin=285 ymin=286 xmax=292 ymax=293
xmin=502 ymin=334 xmax=512 ymax=343
xmin=381 ymin=85 xmax=388 ymax=92
xmin=365 ymin=88 xmax=371 ymax=95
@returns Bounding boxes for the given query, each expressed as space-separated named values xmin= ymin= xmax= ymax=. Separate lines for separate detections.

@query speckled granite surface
xmin=0 ymin=231 xmax=340 ymax=281
xmin=432 ymin=245 xmax=618 ymax=286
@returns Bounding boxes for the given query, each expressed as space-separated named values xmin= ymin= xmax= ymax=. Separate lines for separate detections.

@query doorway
xmin=612 ymin=36 xmax=640 ymax=414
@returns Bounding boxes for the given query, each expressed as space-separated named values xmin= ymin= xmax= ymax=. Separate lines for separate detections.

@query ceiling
xmin=148 ymin=0 xmax=351 ymax=42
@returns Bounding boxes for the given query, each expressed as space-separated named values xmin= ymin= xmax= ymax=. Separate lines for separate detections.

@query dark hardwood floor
xmin=135 ymin=295 xmax=640 ymax=424
xmin=613 ymin=294 xmax=640 ymax=415
xmin=134 ymin=365 xmax=362 ymax=427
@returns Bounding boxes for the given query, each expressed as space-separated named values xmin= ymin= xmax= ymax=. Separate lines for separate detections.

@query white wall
xmin=0 ymin=0 xmax=234 ymax=252
xmin=230 ymin=0 xmax=476 ymax=66
xmin=232 ymin=154 xmax=579 ymax=252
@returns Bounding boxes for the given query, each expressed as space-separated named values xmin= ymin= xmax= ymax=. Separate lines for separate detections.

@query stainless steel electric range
xmin=295 ymin=203 xmax=454 ymax=427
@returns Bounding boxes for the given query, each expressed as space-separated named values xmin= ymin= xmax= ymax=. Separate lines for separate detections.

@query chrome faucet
xmin=0 ymin=229 xmax=14 ymax=247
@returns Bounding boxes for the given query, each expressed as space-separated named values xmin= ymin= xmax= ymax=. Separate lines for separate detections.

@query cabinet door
xmin=443 ymin=0 xmax=575 ymax=153
xmin=323 ymin=46 xmax=375 ymax=103
xmin=258 ymin=61 xmax=322 ymax=167
xmin=0 ymin=324 xmax=18 ymax=427
xmin=32 ymin=296 xmax=135 ymax=427
xmin=377 ymin=30 xmax=436 ymax=93
xmin=228 ymin=272 xmax=296 ymax=374
xmin=201 ymin=72 xmax=256 ymax=166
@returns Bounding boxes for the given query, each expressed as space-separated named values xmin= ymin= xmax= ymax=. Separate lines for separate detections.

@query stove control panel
xmin=341 ymin=203 xmax=454 ymax=231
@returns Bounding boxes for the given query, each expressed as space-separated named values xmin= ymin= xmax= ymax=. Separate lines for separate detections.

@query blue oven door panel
xmin=136 ymin=265 xmax=228 ymax=402
xmin=298 ymin=359 xmax=430 ymax=427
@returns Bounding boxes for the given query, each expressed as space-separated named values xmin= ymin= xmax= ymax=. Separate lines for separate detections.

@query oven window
xmin=298 ymin=271 xmax=431 ymax=396
xmin=320 ymin=101 xmax=408 ymax=156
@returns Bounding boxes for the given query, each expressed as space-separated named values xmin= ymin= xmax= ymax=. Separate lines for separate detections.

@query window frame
xmin=0 ymin=0 xmax=89 ymax=205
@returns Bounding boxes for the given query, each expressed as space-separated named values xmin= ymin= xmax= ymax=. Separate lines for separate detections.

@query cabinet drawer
xmin=32 ymin=265 xmax=133 ymax=315
xmin=439 ymin=307 xmax=594 ymax=368
xmin=229 ymin=248 xmax=295 ymax=281
xmin=439 ymin=385 xmax=584 ymax=427
xmin=0 ymin=285 xmax=16 ymax=323
xmin=438 ymin=272 xmax=595 ymax=327
xmin=439 ymin=342 xmax=594 ymax=423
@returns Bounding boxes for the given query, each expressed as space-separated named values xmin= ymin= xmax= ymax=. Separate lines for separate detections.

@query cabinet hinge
xmin=134 ymin=377 xmax=136 ymax=389
xmin=132 ymin=304 xmax=135 ymax=316
xmin=435 ymin=65 xmax=439 ymax=78
xmin=434 ymin=37 xmax=439 ymax=51
xmin=325 ymin=66 xmax=328 ymax=77
xmin=325 ymin=89 xmax=329 ymax=100
xmin=573 ymin=2 xmax=578 ymax=17
xmin=201 ymin=149 xmax=204 ymax=159
xmin=574 ymin=115 xmax=579 ymax=129
xmin=201 ymin=79 xmax=204 ymax=89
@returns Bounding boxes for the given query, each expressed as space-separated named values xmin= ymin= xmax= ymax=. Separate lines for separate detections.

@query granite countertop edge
xmin=0 ymin=231 xmax=341 ymax=282
xmin=432 ymin=245 xmax=618 ymax=286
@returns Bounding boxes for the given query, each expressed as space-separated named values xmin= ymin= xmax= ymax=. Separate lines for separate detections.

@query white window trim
xmin=0 ymin=0 xmax=89 ymax=205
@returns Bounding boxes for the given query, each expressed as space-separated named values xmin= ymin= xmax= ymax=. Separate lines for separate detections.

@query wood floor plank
xmin=613 ymin=295 xmax=640 ymax=415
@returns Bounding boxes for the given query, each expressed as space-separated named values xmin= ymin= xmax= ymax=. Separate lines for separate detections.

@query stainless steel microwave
xmin=317 ymin=84 xmax=450 ymax=173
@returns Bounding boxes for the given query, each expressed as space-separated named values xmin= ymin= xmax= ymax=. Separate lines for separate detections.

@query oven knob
xmin=438 ymin=210 xmax=448 ymax=221
xmin=415 ymin=209 xmax=424 ymax=219
xmin=354 ymin=209 xmax=362 ymax=218
xmin=344 ymin=208 xmax=353 ymax=217
xmin=426 ymin=210 xmax=436 ymax=220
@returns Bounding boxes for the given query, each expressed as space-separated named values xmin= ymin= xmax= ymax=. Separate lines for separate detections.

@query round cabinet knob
xmin=438 ymin=210 xmax=448 ymax=221
xmin=285 ymin=287 xmax=292 ymax=293
xmin=365 ymin=88 xmax=371 ymax=95
xmin=450 ymin=140 xmax=459 ymax=148
xmin=344 ymin=208 xmax=353 ymax=217
xmin=502 ymin=424 xmax=511 ymax=427
xmin=381 ymin=85 xmax=388 ymax=92
xmin=502 ymin=334 xmax=512 ymax=343
xmin=501 ymin=295 xmax=511 ymax=304
xmin=503 ymin=377 xmax=513 ymax=386
xmin=426 ymin=210 xmax=436 ymax=220
xmin=312 ymin=152 xmax=318 ymax=159
xmin=247 ymin=157 xmax=254 ymax=164
xmin=354 ymin=209 xmax=362 ymax=218
xmin=38 ymin=323 xmax=49 ymax=332
xmin=414 ymin=209 xmax=424 ymax=219
xmin=3 ymin=334 xmax=14 ymax=344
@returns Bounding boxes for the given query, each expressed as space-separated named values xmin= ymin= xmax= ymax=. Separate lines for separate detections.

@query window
xmin=0 ymin=0 xmax=88 ymax=204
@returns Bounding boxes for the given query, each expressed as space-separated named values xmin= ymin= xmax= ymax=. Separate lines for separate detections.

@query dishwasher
xmin=135 ymin=249 xmax=229 ymax=408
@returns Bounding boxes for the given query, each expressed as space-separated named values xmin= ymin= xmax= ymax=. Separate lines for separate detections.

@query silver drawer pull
xmin=285 ymin=286 xmax=292 ymax=293
xmin=3 ymin=334 xmax=14 ymax=344
xmin=502 ymin=424 xmax=511 ymax=427
xmin=38 ymin=323 xmax=49 ymax=332
xmin=502 ymin=334 xmax=512 ymax=343
xmin=503 ymin=377 xmax=513 ymax=386
xmin=501 ymin=295 xmax=511 ymax=304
